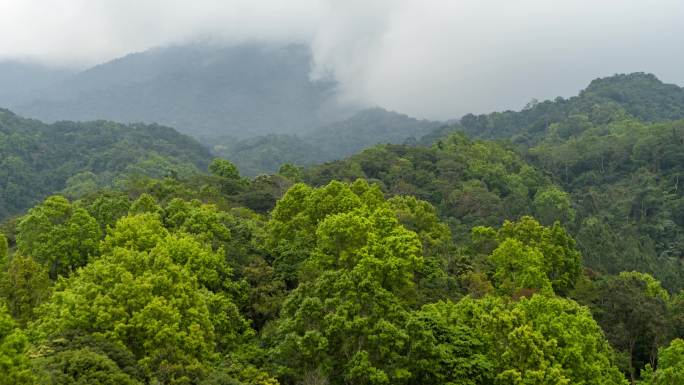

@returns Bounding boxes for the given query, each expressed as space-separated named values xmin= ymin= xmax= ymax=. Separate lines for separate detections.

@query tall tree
xmin=0 ymin=305 xmax=34 ymax=385
xmin=588 ymin=272 xmax=670 ymax=381
xmin=16 ymin=195 xmax=101 ymax=279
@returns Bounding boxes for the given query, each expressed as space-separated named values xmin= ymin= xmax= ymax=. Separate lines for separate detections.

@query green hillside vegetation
xmin=1 ymin=72 xmax=684 ymax=383
xmin=411 ymin=73 xmax=684 ymax=290
xmin=458 ymin=73 xmax=684 ymax=145
xmin=304 ymin=133 xmax=560 ymax=241
xmin=530 ymin=118 xmax=684 ymax=288
xmin=0 ymin=175 xmax=640 ymax=385
xmin=0 ymin=108 xmax=212 ymax=220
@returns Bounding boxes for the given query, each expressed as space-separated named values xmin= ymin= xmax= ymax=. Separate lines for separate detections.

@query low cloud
xmin=2 ymin=0 xmax=683 ymax=119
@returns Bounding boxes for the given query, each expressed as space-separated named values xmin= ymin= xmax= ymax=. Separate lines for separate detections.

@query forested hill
xmin=2 ymin=71 xmax=684 ymax=384
xmin=11 ymin=43 xmax=352 ymax=138
xmin=308 ymin=74 xmax=684 ymax=291
xmin=211 ymin=107 xmax=442 ymax=175
xmin=456 ymin=72 xmax=684 ymax=144
xmin=0 ymin=108 xmax=212 ymax=219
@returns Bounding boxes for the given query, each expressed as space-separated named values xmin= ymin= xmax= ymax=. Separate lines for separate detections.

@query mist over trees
xmin=9 ymin=44 xmax=353 ymax=139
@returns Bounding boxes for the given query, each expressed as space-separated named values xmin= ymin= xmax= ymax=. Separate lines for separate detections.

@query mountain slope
xmin=211 ymin=108 xmax=442 ymax=175
xmin=417 ymin=73 xmax=684 ymax=290
xmin=453 ymin=73 xmax=684 ymax=145
xmin=0 ymin=60 xmax=74 ymax=107
xmin=0 ymin=109 xmax=212 ymax=219
xmin=13 ymin=43 xmax=351 ymax=138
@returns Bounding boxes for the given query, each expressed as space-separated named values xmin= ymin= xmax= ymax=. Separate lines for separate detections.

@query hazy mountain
xmin=0 ymin=60 xmax=74 ymax=107
xmin=304 ymin=108 xmax=442 ymax=159
xmin=211 ymin=107 xmax=442 ymax=175
xmin=13 ymin=43 xmax=354 ymax=138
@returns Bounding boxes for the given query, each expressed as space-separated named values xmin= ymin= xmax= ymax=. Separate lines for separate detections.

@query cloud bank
xmin=2 ymin=0 xmax=683 ymax=119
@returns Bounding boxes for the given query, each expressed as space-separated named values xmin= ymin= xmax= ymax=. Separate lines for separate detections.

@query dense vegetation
xmin=0 ymin=108 xmax=212 ymax=219
xmin=455 ymin=73 xmax=684 ymax=290
xmin=1 ymin=72 xmax=684 ymax=384
xmin=305 ymin=118 xmax=684 ymax=291
xmin=458 ymin=73 xmax=684 ymax=145
xmin=0 ymin=173 xmax=638 ymax=385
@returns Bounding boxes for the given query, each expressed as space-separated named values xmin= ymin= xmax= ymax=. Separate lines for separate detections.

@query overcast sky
xmin=1 ymin=0 xmax=683 ymax=119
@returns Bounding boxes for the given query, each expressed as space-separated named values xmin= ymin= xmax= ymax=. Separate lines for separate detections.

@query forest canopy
xmin=1 ymin=73 xmax=684 ymax=384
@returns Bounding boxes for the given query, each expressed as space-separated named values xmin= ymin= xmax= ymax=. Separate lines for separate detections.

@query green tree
xmin=489 ymin=238 xmax=552 ymax=297
xmin=588 ymin=272 xmax=670 ymax=381
xmin=532 ymin=186 xmax=576 ymax=226
xmin=128 ymin=193 xmax=163 ymax=216
xmin=452 ymin=295 xmax=627 ymax=385
xmin=163 ymin=198 xmax=232 ymax=250
xmin=474 ymin=216 xmax=582 ymax=296
xmin=277 ymin=163 xmax=303 ymax=182
xmin=0 ymin=232 xmax=7 ymax=267
xmin=268 ymin=180 xmax=365 ymax=285
xmin=0 ymin=304 xmax=34 ymax=384
xmin=0 ymin=255 xmax=51 ymax=325
xmin=36 ymin=348 xmax=143 ymax=385
xmin=33 ymin=213 xmax=251 ymax=384
xmin=640 ymin=339 xmax=684 ymax=385
xmin=406 ymin=301 xmax=493 ymax=384
xmin=268 ymin=181 xmax=440 ymax=385
xmin=271 ymin=270 xmax=412 ymax=385
xmin=16 ymin=196 xmax=101 ymax=279
xmin=83 ymin=191 xmax=131 ymax=231
xmin=210 ymin=159 xmax=241 ymax=180
xmin=671 ymin=290 xmax=684 ymax=340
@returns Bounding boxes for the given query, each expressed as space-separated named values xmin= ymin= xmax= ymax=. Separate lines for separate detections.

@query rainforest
xmin=2 ymin=2 xmax=684 ymax=384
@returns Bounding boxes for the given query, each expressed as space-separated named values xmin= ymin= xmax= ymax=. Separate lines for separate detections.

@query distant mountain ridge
xmin=12 ymin=43 xmax=354 ymax=138
xmin=211 ymin=107 xmax=443 ymax=175
xmin=447 ymin=72 xmax=684 ymax=145
xmin=0 ymin=60 xmax=74 ymax=107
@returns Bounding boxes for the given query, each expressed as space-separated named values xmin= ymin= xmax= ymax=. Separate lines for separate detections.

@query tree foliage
xmin=0 ymin=109 xmax=212 ymax=220
xmin=16 ymin=195 xmax=101 ymax=279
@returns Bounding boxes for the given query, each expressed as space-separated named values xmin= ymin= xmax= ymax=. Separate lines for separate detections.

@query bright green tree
xmin=83 ymin=191 xmax=131 ymax=231
xmin=268 ymin=180 xmax=437 ymax=385
xmin=16 ymin=195 xmax=101 ymax=278
xmin=128 ymin=193 xmax=163 ymax=216
xmin=268 ymin=180 xmax=373 ymax=284
xmin=405 ymin=301 xmax=493 ymax=384
xmin=209 ymin=159 xmax=241 ymax=180
xmin=272 ymin=270 xmax=412 ymax=385
xmin=452 ymin=295 xmax=627 ymax=385
xmin=33 ymin=213 xmax=251 ymax=384
xmin=489 ymin=238 xmax=552 ymax=296
xmin=36 ymin=348 xmax=143 ymax=385
xmin=641 ymin=339 xmax=684 ymax=384
xmin=473 ymin=216 xmax=582 ymax=296
xmin=0 ymin=304 xmax=34 ymax=384
xmin=164 ymin=198 xmax=232 ymax=250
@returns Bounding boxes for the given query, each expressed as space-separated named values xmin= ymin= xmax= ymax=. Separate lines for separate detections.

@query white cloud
xmin=1 ymin=0 xmax=683 ymax=119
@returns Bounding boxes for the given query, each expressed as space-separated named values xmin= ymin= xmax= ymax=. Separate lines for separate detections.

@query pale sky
xmin=1 ymin=0 xmax=683 ymax=119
